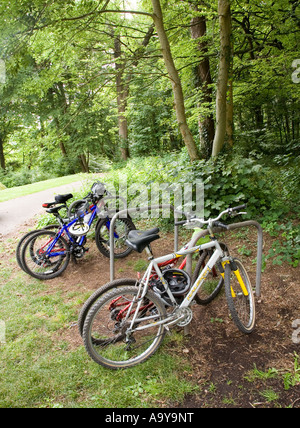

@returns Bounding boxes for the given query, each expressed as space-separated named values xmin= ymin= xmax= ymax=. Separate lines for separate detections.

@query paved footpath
xmin=0 ymin=181 xmax=84 ymax=237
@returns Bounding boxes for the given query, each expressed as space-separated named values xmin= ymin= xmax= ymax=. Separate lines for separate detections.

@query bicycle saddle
xmin=55 ymin=194 xmax=73 ymax=204
xmin=126 ymin=228 xmax=160 ymax=253
xmin=46 ymin=205 xmax=66 ymax=215
xmin=42 ymin=194 xmax=73 ymax=209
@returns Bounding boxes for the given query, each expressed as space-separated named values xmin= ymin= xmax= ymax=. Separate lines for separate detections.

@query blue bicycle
xmin=20 ymin=182 xmax=136 ymax=280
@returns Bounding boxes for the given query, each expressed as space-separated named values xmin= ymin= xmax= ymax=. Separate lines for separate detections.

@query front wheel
xmin=82 ymin=286 xmax=167 ymax=369
xmin=224 ymin=258 xmax=256 ymax=334
xmin=192 ymin=251 xmax=224 ymax=305
xmin=95 ymin=217 xmax=136 ymax=259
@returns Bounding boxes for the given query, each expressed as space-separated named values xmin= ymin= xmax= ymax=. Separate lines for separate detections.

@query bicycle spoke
xmin=224 ymin=259 xmax=255 ymax=334
xmin=83 ymin=286 xmax=166 ymax=369
xmin=193 ymin=251 xmax=224 ymax=305
xmin=21 ymin=231 xmax=70 ymax=280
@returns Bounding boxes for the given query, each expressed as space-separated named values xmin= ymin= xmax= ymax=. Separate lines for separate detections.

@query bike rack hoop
xmin=109 ymin=204 xmax=187 ymax=282
xmin=186 ymin=220 xmax=263 ymax=297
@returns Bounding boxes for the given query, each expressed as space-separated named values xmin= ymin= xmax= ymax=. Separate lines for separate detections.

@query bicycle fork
xmin=221 ymin=258 xmax=249 ymax=297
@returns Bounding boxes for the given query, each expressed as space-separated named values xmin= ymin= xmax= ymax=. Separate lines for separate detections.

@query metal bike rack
xmin=109 ymin=204 xmax=185 ymax=282
xmin=109 ymin=205 xmax=263 ymax=295
xmin=185 ymin=220 xmax=264 ymax=297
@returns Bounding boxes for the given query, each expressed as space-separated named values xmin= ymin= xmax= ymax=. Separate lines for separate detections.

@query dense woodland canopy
xmin=0 ymin=0 xmax=299 ymax=181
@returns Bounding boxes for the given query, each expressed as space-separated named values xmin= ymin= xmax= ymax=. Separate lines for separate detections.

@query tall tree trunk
xmin=226 ymin=75 xmax=234 ymax=147
xmin=79 ymin=153 xmax=89 ymax=173
xmin=212 ymin=0 xmax=232 ymax=157
xmin=0 ymin=135 xmax=5 ymax=170
xmin=114 ymin=36 xmax=130 ymax=161
xmin=190 ymin=7 xmax=215 ymax=159
xmin=114 ymin=26 xmax=154 ymax=161
xmin=151 ymin=0 xmax=200 ymax=162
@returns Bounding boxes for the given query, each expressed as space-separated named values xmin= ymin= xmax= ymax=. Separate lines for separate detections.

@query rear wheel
xmin=82 ymin=286 xmax=167 ymax=369
xmin=95 ymin=217 xmax=136 ymax=259
xmin=21 ymin=230 xmax=70 ymax=280
xmin=78 ymin=278 xmax=138 ymax=337
xmin=67 ymin=199 xmax=86 ymax=219
xmin=16 ymin=225 xmax=59 ymax=271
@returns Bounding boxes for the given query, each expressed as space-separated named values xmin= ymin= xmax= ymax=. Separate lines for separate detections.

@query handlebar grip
xmin=175 ymin=220 xmax=187 ymax=226
xmin=231 ymin=204 xmax=247 ymax=212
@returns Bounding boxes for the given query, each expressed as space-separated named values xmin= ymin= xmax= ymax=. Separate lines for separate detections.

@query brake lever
xmin=228 ymin=210 xmax=247 ymax=217
xmin=186 ymin=219 xmax=204 ymax=229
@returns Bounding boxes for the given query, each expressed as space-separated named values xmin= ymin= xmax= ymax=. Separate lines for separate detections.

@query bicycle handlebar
xmin=214 ymin=221 xmax=230 ymax=230
xmin=174 ymin=220 xmax=187 ymax=226
xmin=175 ymin=204 xmax=247 ymax=229
xmin=230 ymin=204 xmax=247 ymax=212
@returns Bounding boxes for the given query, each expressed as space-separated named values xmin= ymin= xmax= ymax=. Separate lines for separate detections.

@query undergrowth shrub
xmin=104 ymin=150 xmax=300 ymax=266
xmin=107 ymin=151 xmax=295 ymax=220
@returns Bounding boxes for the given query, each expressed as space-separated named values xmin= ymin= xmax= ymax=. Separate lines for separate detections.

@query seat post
xmin=145 ymin=245 xmax=154 ymax=260
xmin=52 ymin=211 xmax=65 ymax=227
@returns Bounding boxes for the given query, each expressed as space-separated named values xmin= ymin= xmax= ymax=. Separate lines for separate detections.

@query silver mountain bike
xmin=82 ymin=205 xmax=256 ymax=369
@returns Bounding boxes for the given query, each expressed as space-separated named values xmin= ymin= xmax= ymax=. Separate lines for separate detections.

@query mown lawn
xmin=0 ymin=174 xmax=84 ymax=203
xmin=0 ymin=257 xmax=197 ymax=408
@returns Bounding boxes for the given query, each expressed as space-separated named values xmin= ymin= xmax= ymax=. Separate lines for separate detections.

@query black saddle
xmin=126 ymin=228 xmax=160 ymax=253
xmin=46 ymin=205 xmax=66 ymax=215
xmin=42 ymin=194 xmax=73 ymax=209
xmin=55 ymin=193 xmax=73 ymax=204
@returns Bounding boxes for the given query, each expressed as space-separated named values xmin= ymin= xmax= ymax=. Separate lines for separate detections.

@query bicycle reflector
xmin=69 ymin=221 xmax=90 ymax=236
xmin=42 ymin=202 xmax=54 ymax=208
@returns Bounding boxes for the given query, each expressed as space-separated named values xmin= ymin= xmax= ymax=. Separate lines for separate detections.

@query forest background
xmin=0 ymin=0 xmax=299 ymax=266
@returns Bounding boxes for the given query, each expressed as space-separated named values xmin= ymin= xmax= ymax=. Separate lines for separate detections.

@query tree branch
xmin=30 ymin=9 xmax=153 ymax=31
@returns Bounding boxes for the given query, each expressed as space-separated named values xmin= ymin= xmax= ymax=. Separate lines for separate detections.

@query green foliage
xmin=106 ymin=150 xmax=299 ymax=221
xmin=283 ymin=353 xmax=300 ymax=391
xmin=0 ymin=0 xmax=299 ymax=265
xmin=246 ymin=354 xmax=300 ymax=394
xmin=0 ymin=0 xmax=299 ymax=176
xmin=128 ymin=77 xmax=182 ymax=157
xmin=264 ymin=221 xmax=300 ymax=268
xmin=0 ymin=166 xmax=48 ymax=188
xmin=104 ymin=149 xmax=300 ymax=265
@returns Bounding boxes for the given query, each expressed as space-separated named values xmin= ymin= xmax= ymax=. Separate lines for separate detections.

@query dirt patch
xmin=177 ymin=229 xmax=300 ymax=408
xmin=2 ymin=221 xmax=300 ymax=408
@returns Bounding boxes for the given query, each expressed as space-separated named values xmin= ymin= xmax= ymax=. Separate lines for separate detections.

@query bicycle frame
xmin=126 ymin=239 xmax=225 ymax=333
xmin=44 ymin=202 xmax=120 ymax=258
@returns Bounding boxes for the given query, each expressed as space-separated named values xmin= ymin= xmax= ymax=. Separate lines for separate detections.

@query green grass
xmin=0 ymin=269 xmax=198 ymax=408
xmin=0 ymin=174 xmax=85 ymax=202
